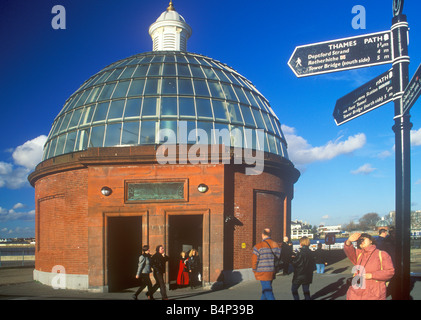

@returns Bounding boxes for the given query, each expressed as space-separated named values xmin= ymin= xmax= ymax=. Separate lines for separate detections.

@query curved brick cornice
xmin=28 ymin=145 xmax=300 ymax=187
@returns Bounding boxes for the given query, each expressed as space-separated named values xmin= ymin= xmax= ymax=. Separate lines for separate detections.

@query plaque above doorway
xmin=125 ymin=179 xmax=188 ymax=203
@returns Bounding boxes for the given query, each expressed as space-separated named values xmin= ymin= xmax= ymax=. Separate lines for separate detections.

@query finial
xmin=167 ymin=1 xmax=175 ymax=11
xmin=393 ymin=0 xmax=404 ymax=17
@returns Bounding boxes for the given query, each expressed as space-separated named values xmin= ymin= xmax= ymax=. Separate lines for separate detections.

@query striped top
xmin=252 ymin=238 xmax=281 ymax=273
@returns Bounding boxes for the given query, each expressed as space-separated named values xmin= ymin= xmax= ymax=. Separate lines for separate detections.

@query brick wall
xmin=231 ymin=168 xmax=290 ymax=270
xmin=31 ymin=146 xmax=298 ymax=287
xmin=35 ymin=169 xmax=89 ymax=275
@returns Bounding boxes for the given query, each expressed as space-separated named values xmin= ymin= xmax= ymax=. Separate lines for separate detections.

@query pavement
xmin=1 ymin=253 xmax=420 ymax=302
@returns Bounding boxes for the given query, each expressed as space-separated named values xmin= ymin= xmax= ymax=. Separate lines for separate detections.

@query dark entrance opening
xmin=168 ymin=215 xmax=203 ymax=289
xmin=107 ymin=216 xmax=142 ymax=292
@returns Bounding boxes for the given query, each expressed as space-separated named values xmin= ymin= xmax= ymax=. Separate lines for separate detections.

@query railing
xmin=293 ymin=243 xmax=346 ymax=251
xmin=0 ymin=248 xmax=35 ymax=268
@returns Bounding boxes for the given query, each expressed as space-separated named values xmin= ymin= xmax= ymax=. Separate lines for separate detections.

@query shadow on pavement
xmin=311 ymin=277 xmax=348 ymax=300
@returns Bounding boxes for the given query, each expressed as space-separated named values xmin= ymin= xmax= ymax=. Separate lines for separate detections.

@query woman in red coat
xmin=344 ymin=233 xmax=394 ymax=300
xmin=176 ymin=251 xmax=189 ymax=287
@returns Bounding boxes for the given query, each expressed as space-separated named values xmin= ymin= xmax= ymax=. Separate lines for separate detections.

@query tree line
xmin=342 ymin=212 xmax=385 ymax=232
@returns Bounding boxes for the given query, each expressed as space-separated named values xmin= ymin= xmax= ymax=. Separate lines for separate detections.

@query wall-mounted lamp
xmin=101 ymin=186 xmax=112 ymax=196
xmin=225 ymin=215 xmax=235 ymax=223
xmin=197 ymin=184 xmax=208 ymax=193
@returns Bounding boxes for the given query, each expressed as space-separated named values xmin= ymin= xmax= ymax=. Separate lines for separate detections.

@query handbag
xmin=264 ymin=240 xmax=283 ymax=273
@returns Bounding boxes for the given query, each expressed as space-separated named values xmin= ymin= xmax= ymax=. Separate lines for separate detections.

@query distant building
xmin=318 ymin=225 xmax=342 ymax=236
xmin=291 ymin=220 xmax=313 ymax=239
xmin=411 ymin=210 xmax=421 ymax=238
xmin=386 ymin=210 xmax=421 ymax=238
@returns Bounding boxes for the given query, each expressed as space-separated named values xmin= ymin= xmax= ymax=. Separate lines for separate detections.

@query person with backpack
xmin=344 ymin=233 xmax=394 ymax=300
xmin=251 ymin=228 xmax=281 ymax=300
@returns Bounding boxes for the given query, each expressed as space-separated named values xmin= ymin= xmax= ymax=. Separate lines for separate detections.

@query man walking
xmin=252 ymin=228 xmax=281 ymax=300
xmin=150 ymin=245 xmax=169 ymax=300
xmin=133 ymin=245 xmax=153 ymax=300
xmin=280 ymin=236 xmax=293 ymax=275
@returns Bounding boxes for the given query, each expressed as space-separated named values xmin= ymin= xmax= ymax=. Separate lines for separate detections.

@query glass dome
xmin=376 ymin=218 xmax=390 ymax=228
xmin=42 ymin=51 xmax=289 ymax=161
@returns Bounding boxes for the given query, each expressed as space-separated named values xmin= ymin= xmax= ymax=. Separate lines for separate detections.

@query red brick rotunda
xmin=28 ymin=2 xmax=300 ymax=292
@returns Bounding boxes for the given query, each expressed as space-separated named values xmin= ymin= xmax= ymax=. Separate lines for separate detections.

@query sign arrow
xmin=402 ymin=63 xmax=421 ymax=115
xmin=288 ymin=30 xmax=393 ymax=77
xmin=333 ymin=69 xmax=394 ymax=125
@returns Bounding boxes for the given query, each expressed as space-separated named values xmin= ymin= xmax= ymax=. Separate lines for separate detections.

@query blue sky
xmin=1 ymin=0 xmax=421 ymax=237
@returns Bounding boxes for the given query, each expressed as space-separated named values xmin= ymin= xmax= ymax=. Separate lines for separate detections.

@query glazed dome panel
xmin=43 ymin=51 xmax=289 ymax=161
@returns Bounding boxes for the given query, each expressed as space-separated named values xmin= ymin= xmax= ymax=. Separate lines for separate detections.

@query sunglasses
xmin=357 ymin=237 xmax=369 ymax=245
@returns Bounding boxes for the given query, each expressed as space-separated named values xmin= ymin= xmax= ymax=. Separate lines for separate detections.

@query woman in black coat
xmin=291 ymin=237 xmax=315 ymax=300
xmin=187 ymin=249 xmax=201 ymax=289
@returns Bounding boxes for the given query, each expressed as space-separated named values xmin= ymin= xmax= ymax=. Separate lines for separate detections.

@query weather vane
xmin=393 ymin=0 xmax=404 ymax=16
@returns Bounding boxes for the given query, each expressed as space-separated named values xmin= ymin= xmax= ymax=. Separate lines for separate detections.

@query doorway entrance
xmin=107 ymin=215 xmax=142 ymax=292
xmin=168 ymin=214 xmax=203 ymax=289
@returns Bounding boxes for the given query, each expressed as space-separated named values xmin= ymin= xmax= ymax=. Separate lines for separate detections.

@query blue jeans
xmin=260 ymin=281 xmax=275 ymax=300
xmin=316 ymin=263 xmax=325 ymax=273
xmin=291 ymin=283 xmax=311 ymax=300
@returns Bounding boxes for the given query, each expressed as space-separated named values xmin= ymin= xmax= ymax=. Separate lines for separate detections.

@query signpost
xmin=288 ymin=0 xmax=419 ymax=300
xmin=403 ymin=63 xmax=421 ymax=115
xmin=288 ymin=30 xmax=393 ymax=77
xmin=325 ymin=233 xmax=336 ymax=251
xmin=391 ymin=11 xmax=411 ymax=301
xmin=333 ymin=69 xmax=394 ymax=125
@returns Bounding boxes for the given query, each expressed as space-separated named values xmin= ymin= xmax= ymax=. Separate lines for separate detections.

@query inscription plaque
xmin=126 ymin=180 xmax=187 ymax=202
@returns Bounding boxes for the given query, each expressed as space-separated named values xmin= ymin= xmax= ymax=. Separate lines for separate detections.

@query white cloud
xmin=0 ymin=135 xmax=46 ymax=189
xmin=0 ymin=226 xmax=34 ymax=238
xmin=12 ymin=135 xmax=47 ymax=170
xmin=351 ymin=163 xmax=376 ymax=175
xmin=12 ymin=203 xmax=25 ymax=210
xmin=411 ymin=128 xmax=421 ymax=147
xmin=321 ymin=215 xmax=330 ymax=219
xmin=0 ymin=203 xmax=35 ymax=237
xmin=282 ymin=125 xmax=366 ymax=167
xmin=0 ymin=165 xmax=30 ymax=189
xmin=0 ymin=206 xmax=35 ymax=222
xmin=0 ymin=161 xmax=13 ymax=175
xmin=377 ymin=150 xmax=392 ymax=159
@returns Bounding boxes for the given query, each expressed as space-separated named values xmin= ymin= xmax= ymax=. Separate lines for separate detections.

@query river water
xmin=0 ymin=247 xmax=35 ymax=256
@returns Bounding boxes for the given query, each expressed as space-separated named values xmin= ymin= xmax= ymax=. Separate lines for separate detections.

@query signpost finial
xmin=393 ymin=0 xmax=404 ymax=17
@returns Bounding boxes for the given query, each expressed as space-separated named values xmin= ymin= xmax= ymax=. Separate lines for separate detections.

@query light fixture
xmin=197 ymin=184 xmax=208 ymax=193
xmin=101 ymin=186 xmax=112 ymax=196
xmin=225 ymin=215 xmax=235 ymax=223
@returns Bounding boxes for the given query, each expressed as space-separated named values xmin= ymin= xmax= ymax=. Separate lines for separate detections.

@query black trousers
xmin=282 ymin=260 xmax=290 ymax=274
xmin=190 ymin=269 xmax=200 ymax=288
xmin=149 ymin=271 xmax=168 ymax=299
xmin=134 ymin=274 xmax=153 ymax=297
xmin=291 ymin=283 xmax=311 ymax=300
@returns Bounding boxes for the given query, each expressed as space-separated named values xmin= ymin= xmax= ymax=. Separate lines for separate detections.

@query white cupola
xmin=148 ymin=1 xmax=192 ymax=51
